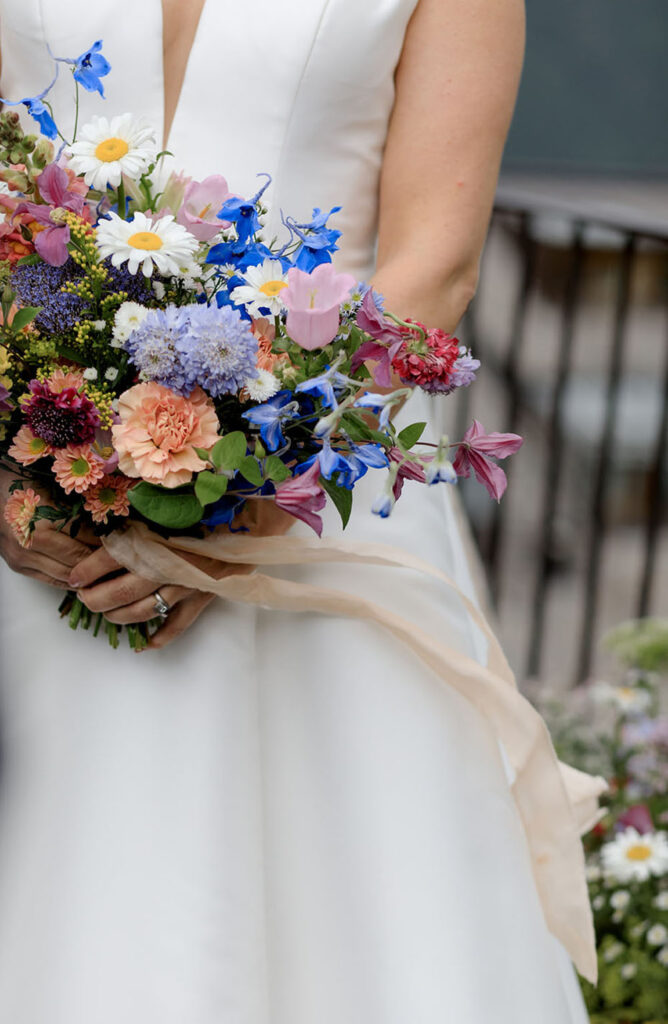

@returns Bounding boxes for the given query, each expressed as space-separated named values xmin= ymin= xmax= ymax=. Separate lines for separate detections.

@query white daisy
xmin=601 ymin=827 xmax=668 ymax=883
xmin=620 ymin=962 xmax=637 ymax=980
xmin=96 ymin=212 xmax=199 ymax=278
xmin=591 ymin=680 xmax=653 ymax=716
xmin=67 ymin=113 xmax=156 ymax=190
xmin=244 ymin=368 xmax=281 ymax=402
xmin=654 ymin=891 xmax=668 ymax=911
xmin=603 ymin=941 xmax=625 ymax=963
xmin=647 ymin=923 xmax=668 ymax=946
xmin=112 ymin=301 xmax=150 ymax=345
xmin=610 ymin=890 xmax=631 ymax=910
xmin=657 ymin=946 xmax=668 ymax=967
xmin=592 ymin=894 xmax=606 ymax=910
xmin=230 ymin=259 xmax=288 ymax=316
xmin=586 ymin=863 xmax=602 ymax=883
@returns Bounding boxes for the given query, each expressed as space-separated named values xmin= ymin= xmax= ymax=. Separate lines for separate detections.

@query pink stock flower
xmin=452 ymin=419 xmax=523 ymax=502
xmin=274 ymin=460 xmax=327 ymax=536
xmin=176 ymin=174 xmax=237 ymax=241
xmin=14 ymin=163 xmax=89 ymax=266
xmin=282 ymin=263 xmax=356 ymax=351
xmin=3 ymin=487 xmax=41 ymax=548
xmin=111 ymin=382 xmax=220 ymax=489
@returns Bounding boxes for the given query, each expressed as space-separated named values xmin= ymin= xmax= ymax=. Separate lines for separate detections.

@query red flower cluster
xmin=391 ymin=320 xmax=460 ymax=393
xmin=23 ymin=379 xmax=100 ymax=449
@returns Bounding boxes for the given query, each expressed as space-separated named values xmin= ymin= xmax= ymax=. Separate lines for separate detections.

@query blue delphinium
xmin=71 ymin=40 xmax=111 ymax=97
xmin=242 ymin=391 xmax=300 ymax=451
xmin=176 ymin=304 xmax=258 ymax=398
xmin=0 ymin=67 xmax=60 ymax=139
xmin=281 ymin=206 xmax=342 ymax=272
xmin=124 ymin=306 xmax=190 ymax=392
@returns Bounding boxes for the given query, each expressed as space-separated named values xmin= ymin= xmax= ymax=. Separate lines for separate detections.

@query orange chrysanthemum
xmin=83 ymin=474 xmax=132 ymax=524
xmin=8 ymin=425 xmax=53 ymax=465
xmin=52 ymin=444 xmax=105 ymax=494
xmin=3 ymin=487 xmax=41 ymax=548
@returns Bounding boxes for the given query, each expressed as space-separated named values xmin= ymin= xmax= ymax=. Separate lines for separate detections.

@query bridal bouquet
xmin=0 ymin=40 xmax=522 ymax=647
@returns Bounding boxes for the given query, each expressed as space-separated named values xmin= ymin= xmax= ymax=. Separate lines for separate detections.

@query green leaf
xmin=238 ymin=456 xmax=263 ymax=487
xmin=14 ymin=253 xmax=40 ymax=267
xmin=128 ymin=482 xmax=204 ymax=529
xmin=33 ymin=505 xmax=67 ymax=522
xmin=193 ymin=447 xmax=212 ymax=463
xmin=340 ymin=411 xmax=373 ymax=442
xmin=264 ymin=455 xmax=290 ymax=483
xmin=11 ymin=306 xmax=41 ymax=332
xmin=321 ymin=477 xmax=353 ymax=529
xmin=397 ymin=421 xmax=427 ymax=449
xmin=194 ymin=471 xmax=229 ymax=506
xmin=211 ymin=431 xmax=247 ymax=471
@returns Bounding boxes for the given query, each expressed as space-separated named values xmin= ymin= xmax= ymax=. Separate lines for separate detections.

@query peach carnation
xmin=52 ymin=444 xmax=105 ymax=494
xmin=111 ymin=382 xmax=219 ymax=489
xmin=3 ymin=487 xmax=41 ymax=548
xmin=83 ymin=474 xmax=132 ymax=523
xmin=252 ymin=318 xmax=288 ymax=373
xmin=8 ymin=425 xmax=53 ymax=465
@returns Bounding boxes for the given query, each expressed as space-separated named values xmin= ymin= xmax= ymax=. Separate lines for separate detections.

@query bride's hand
xmin=68 ymin=499 xmax=296 ymax=650
xmin=0 ymin=468 xmax=97 ymax=589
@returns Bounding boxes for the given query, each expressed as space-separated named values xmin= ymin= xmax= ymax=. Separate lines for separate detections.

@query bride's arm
xmin=372 ymin=0 xmax=525 ymax=331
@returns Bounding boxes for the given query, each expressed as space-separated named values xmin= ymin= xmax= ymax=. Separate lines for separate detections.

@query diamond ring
xmin=152 ymin=590 xmax=170 ymax=618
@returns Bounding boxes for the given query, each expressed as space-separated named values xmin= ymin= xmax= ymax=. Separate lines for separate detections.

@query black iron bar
xmin=526 ymin=223 xmax=585 ymax=679
xmin=637 ymin=300 xmax=668 ymax=617
xmin=576 ymin=233 xmax=637 ymax=684
xmin=486 ymin=211 xmax=536 ymax=605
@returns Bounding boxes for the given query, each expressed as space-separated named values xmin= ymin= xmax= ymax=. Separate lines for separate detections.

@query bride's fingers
xmin=68 ymin=547 xmax=124 ymax=589
xmin=103 ymin=585 xmax=193 ymax=625
xmin=147 ymin=592 xmax=214 ymax=651
xmin=25 ymin=552 xmax=81 ymax=586
xmin=76 ymin=571 xmax=158 ymax=615
xmin=20 ymin=566 xmax=70 ymax=590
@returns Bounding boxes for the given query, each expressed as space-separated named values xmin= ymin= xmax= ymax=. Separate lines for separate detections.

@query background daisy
xmin=67 ymin=113 xmax=156 ymax=190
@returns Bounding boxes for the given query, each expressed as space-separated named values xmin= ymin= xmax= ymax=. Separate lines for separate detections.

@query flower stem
xmin=384 ymin=311 xmax=426 ymax=343
xmin=117 ymin=178 xmax=126 ymax=220
xmin=72 ymin=78 xmax=80 ymax=143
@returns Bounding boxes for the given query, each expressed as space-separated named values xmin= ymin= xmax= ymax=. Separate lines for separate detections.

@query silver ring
xmin=152 ymin=590 xmax=170 ymax=618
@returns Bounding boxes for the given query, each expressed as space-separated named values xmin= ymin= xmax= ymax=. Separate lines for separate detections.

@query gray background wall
xmin=502 ymin=0 xmax=668 ymax=178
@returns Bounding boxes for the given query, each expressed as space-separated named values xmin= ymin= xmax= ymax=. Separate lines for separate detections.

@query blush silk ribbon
xmin=104 ymin=522 xmax=608 ymax=984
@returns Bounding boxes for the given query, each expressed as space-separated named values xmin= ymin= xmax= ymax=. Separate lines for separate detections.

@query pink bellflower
xmin=177 ymin=174 xmax=237 ymax=241
xmin=452 ymin=419 xmax=523 ymax=502
xmin=274 ymin=460 xmax=327 ymax=536
xmin=282 ymin=263 xmax=356 ymax=351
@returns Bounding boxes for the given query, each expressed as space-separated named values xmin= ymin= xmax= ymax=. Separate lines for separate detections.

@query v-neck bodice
xmin=0 ymin=0 xmax=419 ymax=278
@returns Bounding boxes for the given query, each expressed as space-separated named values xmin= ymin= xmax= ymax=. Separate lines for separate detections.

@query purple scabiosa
xmin=124 ymin=305 xmax=190 ymax=393
xmin=176 ymin=303 xmax=258 ymax=398
xmin=23 ymin=379 xmax=100 ymax=448
xmin=448 ymin=349 xmax=480 ymax=391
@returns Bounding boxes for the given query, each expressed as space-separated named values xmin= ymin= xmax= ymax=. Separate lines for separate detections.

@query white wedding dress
xmin=0 ymin=2 xmax=595 ymax=1021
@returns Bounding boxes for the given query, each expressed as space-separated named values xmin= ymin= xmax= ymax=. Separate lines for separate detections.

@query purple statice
xmin=176 ymin=304 xmax=258 ymax=398
xmin=11 ymin=261 xmax=85 ymax=333
xmin=124 ymin=305 xmax=190 ymax=392
xmin=104 ymin=260 xmax=153 ymax=305
xmin=449 ymin=349 xmax=480 ymax=390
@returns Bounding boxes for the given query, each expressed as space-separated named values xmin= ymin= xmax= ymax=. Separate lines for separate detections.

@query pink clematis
xmin=350 ymin=289 xmax=404 ymax=387
xmin=282 ymin=263 xmax=356 ymax=351
xmin=388 ymin=446 xmax=428 ymax=499
xmin=452 ymin=419 xmax=523 ymax=502
xmin=616 ymin=804 xmax=654 ymax=835
xmin=14 ymin=163 xmax=89 ymax=266
xmin=274 ymin=460 xmax=327 ymax=536
xmin=176 ymin=174 xmax=237 ymax=241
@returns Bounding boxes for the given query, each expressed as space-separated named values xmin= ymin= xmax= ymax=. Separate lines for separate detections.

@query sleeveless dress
xmin=0 ymin=3 xmax=593 ymax=1021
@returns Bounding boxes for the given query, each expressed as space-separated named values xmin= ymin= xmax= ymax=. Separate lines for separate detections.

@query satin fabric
xmin=0 ymin=2 xmax=597 ymax=1020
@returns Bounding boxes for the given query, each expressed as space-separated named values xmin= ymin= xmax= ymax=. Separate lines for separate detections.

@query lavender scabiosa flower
xmin=449 ymin=348 xmax=480 ymax=390
xmin=176 ymin=303 xmax=258 ymax=398
xmin=124 ymin=305 xmax=190 ymax=392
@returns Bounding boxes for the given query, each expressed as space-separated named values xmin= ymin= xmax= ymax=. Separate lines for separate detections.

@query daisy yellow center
xmin=28 ymin=437 xmax=48 ymax=455
xmin=95 ymin=137 xmax=129 ymax=162
xmin=259 ymin=280 xmax=288 ymax=298
xmin=71 ymin=457 xmax=91 ymax=477
xmin=625 ymin=844 xmax=651 ymax=861
xmin=617 ymin=687 xmax=634 ymax=699
xmin=127 ymin=231 xmax=163 ymax=251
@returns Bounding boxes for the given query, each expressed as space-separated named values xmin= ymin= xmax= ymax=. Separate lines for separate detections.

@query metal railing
xmin=456 ymin=183 xmax=668 ymax=686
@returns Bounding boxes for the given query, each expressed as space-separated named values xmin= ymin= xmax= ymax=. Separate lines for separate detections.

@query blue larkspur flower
xmin=0 ymin=66 xmax=59 ymax=139
xmin=281 ymin=206 xmax=342 ymax=272
xmin=125 ymin=305 xmax=190 ymax=391
xmin=72 ymin=40 xmax=111 ymax=97
xmin=242 ymin=390 xmax=300 ymax=451
xmin=176 ymin=304 xmax=258 ymax=398
xmin=295 ymin=367 xmax=350 ymax=410
xmin=297 ymin=439 xmax=388 ymax=489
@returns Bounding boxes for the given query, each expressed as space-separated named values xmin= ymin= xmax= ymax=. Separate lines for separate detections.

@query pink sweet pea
xmin=452 ymin=419 xmax=523 ymax=502
xmin=282 ymin=263 xmax=356 ymax=351
xmin=176 ymin=174 xmax=237 ymax=241
xmin=274 ymin=461 xmax=327 ymax=536
xmin=14 ymin=163 xmax=88 ymax=266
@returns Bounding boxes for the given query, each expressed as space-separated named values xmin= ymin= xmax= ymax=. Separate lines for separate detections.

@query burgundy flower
xmin=351 ymin=290 xmax=403 ymax=387
xmin=23 ymin=379 xmax=100 ymax=448
xmin=452 ymin=419 xmax=523 ymax=502
xmin=14 ymin=163 xmax=88 ymax=266
xmin=388 ymin=446 xmax=429 ymax=499
xmin=391 ymin=321 xmax=461 ymax=393
xmin=616 ymin=804 xmax=654 ymax=835
xmin=274 ymin=460 xmax=327 ymax=536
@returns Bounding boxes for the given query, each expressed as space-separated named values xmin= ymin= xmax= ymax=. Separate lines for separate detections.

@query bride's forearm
xmin=370 ymin=257 xmax=478 ymax=335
